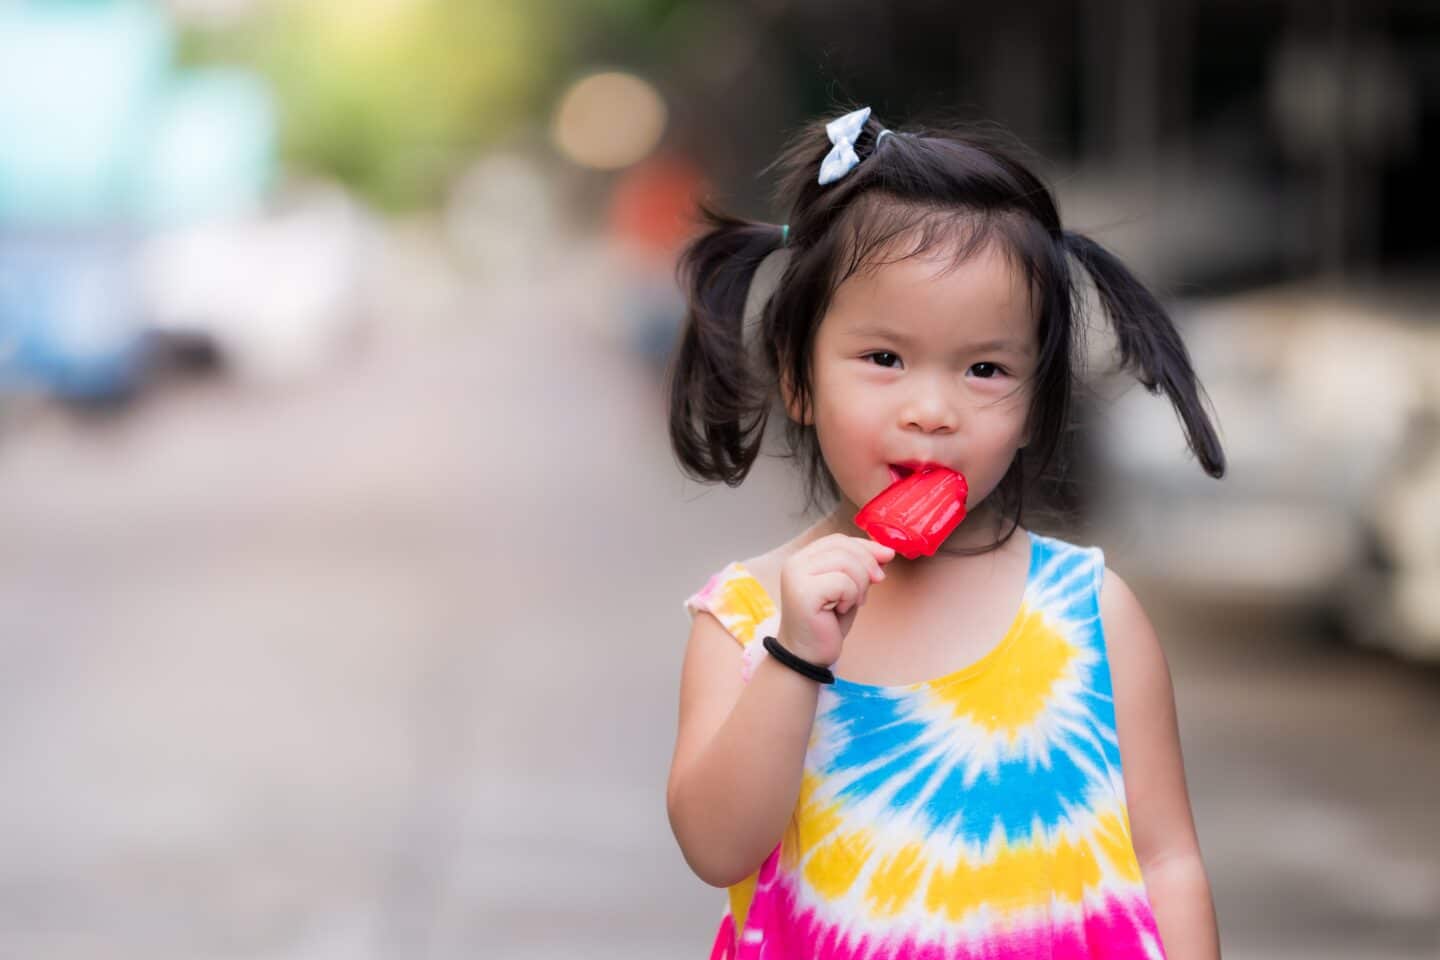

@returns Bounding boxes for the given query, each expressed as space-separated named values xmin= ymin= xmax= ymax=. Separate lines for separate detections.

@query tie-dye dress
xmin=681 ymin=529 xmax=1166 ymax=959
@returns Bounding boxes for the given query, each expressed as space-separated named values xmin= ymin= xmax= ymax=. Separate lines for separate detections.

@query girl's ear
xmin=1016 ymin=404 xmax=1033 ymax=449
xmin=779 ymin=366 xmax=812 ymax=425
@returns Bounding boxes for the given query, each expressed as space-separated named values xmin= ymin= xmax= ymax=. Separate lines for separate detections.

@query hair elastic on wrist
xmin=762 ymin=635 xmax=835 ymax=685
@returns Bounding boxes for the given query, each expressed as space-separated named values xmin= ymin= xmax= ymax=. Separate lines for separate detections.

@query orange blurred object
xmin=607 ymin=152 xmax=707 ymax=263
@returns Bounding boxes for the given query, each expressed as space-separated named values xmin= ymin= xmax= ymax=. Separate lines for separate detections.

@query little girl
xmin=664 ymin=106 xmax=1226 ymax=960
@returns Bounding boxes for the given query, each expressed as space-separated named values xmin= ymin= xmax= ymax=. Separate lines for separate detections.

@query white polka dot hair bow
xmin=818 ymin=106 xmax=872 ymax=185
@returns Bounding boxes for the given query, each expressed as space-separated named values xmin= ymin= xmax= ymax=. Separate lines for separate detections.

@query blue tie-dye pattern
xmin=889 ymin=756 xmax=943 ymax=809
xmin=836 ymin=744 xmax=930 ymax=803
xmin=807 ymin=533 xmax=1121 ymax=847
xmin=824 ymin=692 xmax=926 ymax=767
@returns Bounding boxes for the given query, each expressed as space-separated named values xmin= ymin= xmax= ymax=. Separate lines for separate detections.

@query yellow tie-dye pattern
xmin=782 ymin=820 xmax=801 ymax=873
xmin=728 ymin=870 xmax=758 ymax=939
xmin=929 ymin=603 xmax=1078 ymax=737
xmin=1048 ymin=834 xmax=1104 ymax=901
xmin=865 ymin=843 xmax=929 ymax=916
xmin=834 ymin=806 xmax=1137 ymax=922
xmin=1094 ymin=811 xmax=1145 ymax=883
xmin=717 ymin=567 xmax=777 ymax=646
xmin=783 ymin=772 xmax=842 ymax=872
xmin=805 ymin=831 xmax=876 ymax=899
xmin=923 ymin=826 xmax=1107 ymax=921
xmin=923 ymin=851 xmax=988 ymax=919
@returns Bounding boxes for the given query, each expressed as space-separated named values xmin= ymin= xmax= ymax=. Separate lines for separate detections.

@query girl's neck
xmin=821 ymin=500 xmax=1019 ymax=583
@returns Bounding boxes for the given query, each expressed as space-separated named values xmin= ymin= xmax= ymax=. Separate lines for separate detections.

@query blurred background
xmin=0 ymin=0 xmax=1436 ymax=957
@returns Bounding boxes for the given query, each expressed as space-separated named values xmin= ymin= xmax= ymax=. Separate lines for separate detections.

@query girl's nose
xmin=901 ymin=382 xmax=959 ymax=434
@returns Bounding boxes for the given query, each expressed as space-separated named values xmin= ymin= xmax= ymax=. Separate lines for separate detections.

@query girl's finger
xmin=816 ymin=571 xmax=859 ymax=613
xmin=861 ymin=539 xmax=898 ymax=565
xmin=803 ymin=547 xmax=874 ymax=593
xmin=828 ymin=551 xmax=877 ymax=602
xmin=840 ymin=540 xmax=888 ymax=583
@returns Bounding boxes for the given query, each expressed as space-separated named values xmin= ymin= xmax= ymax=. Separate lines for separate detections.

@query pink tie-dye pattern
xmin=711 ymin=884 xmax=1165 ymax=960
xmin=708 ymin=845 xmax=784 ymax=960
xmin=693 ymin=572 xmax=722 ymax=607
xmin=709 ymin=917 xmax=735 ymax=960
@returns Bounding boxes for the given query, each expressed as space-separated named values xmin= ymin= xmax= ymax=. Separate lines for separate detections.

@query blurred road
xmin=0 ymin=235 xmax=1436 ymax=959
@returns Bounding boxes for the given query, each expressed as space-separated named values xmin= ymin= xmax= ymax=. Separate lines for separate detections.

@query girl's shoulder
xmin=680 ymin=553 xmax=781 ymax=686
xmin=681 ymin=524 xmax=824 ymax=648
xmin=681 ymin=551 xmax=781 ymax=649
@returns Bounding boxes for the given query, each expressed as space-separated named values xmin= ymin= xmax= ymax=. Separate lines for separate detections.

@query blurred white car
xmin=1348 ymin=407 xmax=1440 ymax=661
xmin=1090 ymin=283 xmax=1440 ymax=661
xmin=138 ymin=184 xmax=381 ymax=384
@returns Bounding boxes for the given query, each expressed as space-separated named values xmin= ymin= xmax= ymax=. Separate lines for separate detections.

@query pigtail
xmin=1063 ymin=230 xmax=1226 ymax=479
xmin=667 ymin=204 xmax=787 ymax=487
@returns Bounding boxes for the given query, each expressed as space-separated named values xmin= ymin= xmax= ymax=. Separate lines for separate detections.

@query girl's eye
xmin=969 ymin=362 xmax=1005 ymax=379
xmin=864 ymin=352 xmax=902 ymax=369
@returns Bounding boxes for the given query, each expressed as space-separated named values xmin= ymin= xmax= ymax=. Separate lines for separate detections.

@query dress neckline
xmin=737 ymin=529 xmax=1038 ymax=696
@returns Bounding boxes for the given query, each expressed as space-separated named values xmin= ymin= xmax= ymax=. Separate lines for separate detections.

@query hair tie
xmin=875 ymin=129 xmax=894 ymax=146
xmin=780 ymin=223 xmax=790 ymax=247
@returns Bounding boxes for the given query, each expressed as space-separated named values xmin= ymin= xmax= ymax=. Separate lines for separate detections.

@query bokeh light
xmin=550 ymin=71 xmax=667 ymax=171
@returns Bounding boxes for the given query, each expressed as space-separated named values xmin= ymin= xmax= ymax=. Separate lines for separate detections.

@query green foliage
xmin=184 ymin=0 xmax=558 ymax=211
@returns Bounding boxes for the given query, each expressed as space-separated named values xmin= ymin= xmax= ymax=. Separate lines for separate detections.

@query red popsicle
xmin=854 ymin=466 xmax=969 ymax=559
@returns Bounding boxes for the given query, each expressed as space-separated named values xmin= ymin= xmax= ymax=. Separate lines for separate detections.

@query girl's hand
xmin=776 ymin=535 xmax=895 ymax=667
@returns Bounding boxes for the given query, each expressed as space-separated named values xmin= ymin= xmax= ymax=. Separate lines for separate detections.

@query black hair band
xmin=762 ymin=635 xmax=836 ymax=685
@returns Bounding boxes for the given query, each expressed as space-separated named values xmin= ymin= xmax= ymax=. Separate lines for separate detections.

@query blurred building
xmin=639 ymin=0 xmax=1436 ymax=291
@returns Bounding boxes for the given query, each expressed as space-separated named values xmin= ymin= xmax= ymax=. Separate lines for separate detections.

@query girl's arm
xmin=1101 ymin=569 xmax=1223 ymax=960
xmin=666 ymin=610 xmax=821 ymax=888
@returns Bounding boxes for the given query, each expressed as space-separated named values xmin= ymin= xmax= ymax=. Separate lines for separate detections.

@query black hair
xmin=666 ymin=109 xmax=1225 ymax=553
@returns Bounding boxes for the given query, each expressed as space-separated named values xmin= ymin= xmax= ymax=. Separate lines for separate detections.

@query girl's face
xmin=786 ymin=241 xmax=1039 ymax=549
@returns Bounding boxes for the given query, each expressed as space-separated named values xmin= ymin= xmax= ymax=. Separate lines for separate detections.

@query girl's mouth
xmin=888 ymin=464 xmax=916 ymax=483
